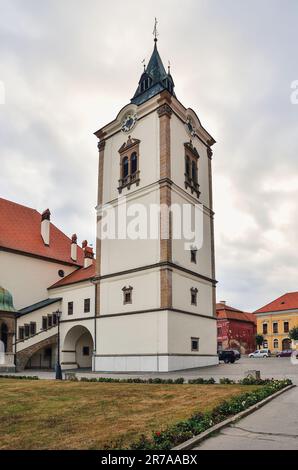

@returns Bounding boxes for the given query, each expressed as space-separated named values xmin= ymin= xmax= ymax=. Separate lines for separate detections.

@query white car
xmin=249 ymin=349 xmax=271 ymax=358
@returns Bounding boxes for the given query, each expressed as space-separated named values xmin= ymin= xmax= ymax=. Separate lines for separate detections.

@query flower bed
xmin=126 ymin=379 xmax=292 ymax=450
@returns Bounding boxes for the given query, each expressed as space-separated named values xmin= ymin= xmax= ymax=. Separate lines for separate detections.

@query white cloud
xmin=1 ymin=0 xmax=298 ymax=311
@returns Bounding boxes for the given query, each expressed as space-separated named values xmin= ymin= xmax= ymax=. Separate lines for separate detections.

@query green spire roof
xmin=0 ymin=286 xmax=16 ymax=312
xmin=131 ymin=41 xmax=175 ymax=105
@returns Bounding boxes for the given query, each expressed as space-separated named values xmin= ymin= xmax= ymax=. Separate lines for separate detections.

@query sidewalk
xmin=194 ymin=385 xmax=298 ymax=450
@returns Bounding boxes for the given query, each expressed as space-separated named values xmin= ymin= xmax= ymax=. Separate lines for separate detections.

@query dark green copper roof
xmin=0 ymin=286 xmax=17 ymax=312
xmin=131 ymin=42 xmax=175 ymax=105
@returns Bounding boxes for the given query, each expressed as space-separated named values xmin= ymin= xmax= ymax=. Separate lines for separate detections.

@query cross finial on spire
xmin=153 ymin=17 xmax=158 ymax=42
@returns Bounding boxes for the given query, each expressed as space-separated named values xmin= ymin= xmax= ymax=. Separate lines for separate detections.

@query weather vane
xmin=153 ymin=17 xmax=158 ymax=42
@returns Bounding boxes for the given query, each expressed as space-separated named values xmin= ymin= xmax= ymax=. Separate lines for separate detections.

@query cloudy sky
xmin=1 ymin=0 xmax=298 ymax=311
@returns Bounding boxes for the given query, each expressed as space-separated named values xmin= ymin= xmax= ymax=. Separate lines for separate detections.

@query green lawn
xmin=0 ymin=379 xmax=259 ymax=449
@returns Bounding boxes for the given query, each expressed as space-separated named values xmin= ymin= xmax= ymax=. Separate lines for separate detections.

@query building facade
xmin=217 ymin=302 xmax=256 ymax=354
xmin=93 ymin=37 xmax=218 ymax=371
xmin=255 ymin=292 xmax=298 ymax=352
xmin=1 ymin=37 xmax=218 ymax=373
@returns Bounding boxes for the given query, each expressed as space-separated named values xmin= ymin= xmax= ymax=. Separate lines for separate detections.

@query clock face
xmin=186 ymin=118 xmax=196 ymax=137
xmin=121 ymin=113 xmax=137 ymax=133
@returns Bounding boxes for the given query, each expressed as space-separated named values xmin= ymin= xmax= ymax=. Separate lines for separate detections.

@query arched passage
xmin=62 ymin=325 xmax=94 ymax=369
xmin=282 ymin=338 xmax=291 ymax=351
xmin=0 ymin=323 xmax=8 ymax=351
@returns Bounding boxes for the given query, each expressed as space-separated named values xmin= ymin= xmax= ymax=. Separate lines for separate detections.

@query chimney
xmin=84 ymin=246 xmax=94 ymax=268
xmin=220 ymin=300 xmax=226 ymax=306
xmin=41 ymin=209 xmax=51 ymax=245
xmin=71 ymin=234 xmax=77 ymax=261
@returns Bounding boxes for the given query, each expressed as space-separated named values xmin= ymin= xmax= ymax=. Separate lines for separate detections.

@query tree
xmin=289 ymin=326 xmax=298 ymax=341
xmin=255 ymin=334 xmax=264 ymax=349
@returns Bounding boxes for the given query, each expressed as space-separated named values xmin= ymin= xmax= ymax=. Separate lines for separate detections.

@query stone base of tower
xmin=94 ymin=309 xmax=218 ymax=372
xmin=94 ymin=354 xmax=218 ymax=372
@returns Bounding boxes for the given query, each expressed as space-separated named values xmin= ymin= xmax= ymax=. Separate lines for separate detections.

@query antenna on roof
xmin=153 ymin=17 xmax=158 ymax=43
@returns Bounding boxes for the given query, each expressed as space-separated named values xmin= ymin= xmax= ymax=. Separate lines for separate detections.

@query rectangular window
xmin=84 ymin=298 xmax=90 ymax=313
xmin=24 ymin=324 xmax=30 ymax=338
xmin=83 ymin=346 xmax=90 ymax=356
xmin=190 ymin=249 xmax=197 ymax=264
xmin=19 ymin=327 xmax=24 ymax=340
xmin=48 ymin=315 xmax=53 ymax=328
xmin=52 ymin=313 xmax=57 ymax=325
xmin=273 ymin=322 xmax=278 ymax=334
xmin=262 ymin=323 xmax=268 ymax=335
xmin=284 ymin=322 xmax=289 ymax=333
xmin=217 ymin=327 xmax=222 ymax=337
xmin=42 ymin=316 xmax=47 ymax=330
xmin=122 ymin=287 xmax=133 ymax=304
xmin=191 ymin=288 xmax=198 ymax=306
xmin=191 ymin=337 xmax=199 ymax=352
xmin=30 ymin=322 xmax=36 ymax=336
xmin=68 ymin=301 xmax=74 ymax=315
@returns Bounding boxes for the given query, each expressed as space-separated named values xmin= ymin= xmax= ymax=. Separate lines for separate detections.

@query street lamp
xmin=54 ymin=309 xmax=62 ymax=380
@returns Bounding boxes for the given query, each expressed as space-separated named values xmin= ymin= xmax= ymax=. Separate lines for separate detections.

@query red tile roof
xmin=49 ymin=261 xmax=96 ymax=288
xmin=216 ymin=303 xmax=256 ymax=324
xmin=0 ymin=197 xmax=84 ymax=266
xmin=255 ymin=292 xmax=298 ymax=314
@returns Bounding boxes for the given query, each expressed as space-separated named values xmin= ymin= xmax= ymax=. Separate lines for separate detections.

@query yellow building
xmin=255 ymin=292 xmax=298 ymax=352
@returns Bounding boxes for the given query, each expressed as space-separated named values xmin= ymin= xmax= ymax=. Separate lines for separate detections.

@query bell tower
xmin=93 ymin=32 xmax=218 ymax=372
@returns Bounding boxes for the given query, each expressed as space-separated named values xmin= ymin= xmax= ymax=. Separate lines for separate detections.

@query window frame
xmin=68 ymin=301 xmax=74 ymax=316
xmin=122 ymin=286 xmax=133 ymax=305
xmin=30 ymin=322 xmax=36 ymax=336
xmin=84 ymin=298 xmax=91 ymax=313
xmin=18 ymin=326 xmax=24 ymax=341
xmin=191 ymin=337 xmax=199 ymax=352
xmin=190 ymin=287 xmax=198 ymax=306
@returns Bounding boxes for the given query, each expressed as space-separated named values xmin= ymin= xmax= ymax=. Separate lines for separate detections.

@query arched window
xmin=122 ymin=157 xmax=129 ymax=178
xmin=0 ymin=323 xmax=8 ymax=352
xmin=273 ymin=339 xmax=279 ymax=349
xmin=191 ymin=161 xmax=197 ymax=183
xmin=185 ymin=156 xmax=190 ymax=177
xmin=131 ymin=152 xmax=138 ymax=174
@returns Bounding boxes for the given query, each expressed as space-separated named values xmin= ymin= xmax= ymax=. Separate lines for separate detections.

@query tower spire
xmin=153 ymin=17 xmax=158 ymax=43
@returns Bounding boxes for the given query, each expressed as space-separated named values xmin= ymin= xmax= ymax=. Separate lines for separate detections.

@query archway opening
xmin=282 ymin=338 xmax=291 ymax=351
xmin=0 ymin=323 xmax=8 ymax=352
xmin=62 ymin=325 xmax=94 ymax=370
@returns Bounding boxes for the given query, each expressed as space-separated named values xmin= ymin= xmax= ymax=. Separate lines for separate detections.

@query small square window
xmin=191 ymin=337 xmax=199 ymax=351
xmin=84 ymin=298 xmax=90 ymax=313
xmin=83 ymin=346 xmax=90 ymax=356
xmin=68 ymin=301 xmax=74 ymax=315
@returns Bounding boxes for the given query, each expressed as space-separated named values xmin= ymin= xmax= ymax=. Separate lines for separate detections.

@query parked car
xmin=218 ymin=349 xmax=240 ymax=363
xmin=249 ymin=349 xmax=271 ymax=358
xmin=232 ymin=349 xmax=241 ymax=360
xmin=276 ymin=349 xmax=293 ymax=357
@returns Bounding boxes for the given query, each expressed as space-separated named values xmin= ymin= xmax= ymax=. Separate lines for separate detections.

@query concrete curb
xmin=173 ymin=384 xmax=295 ymax=450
